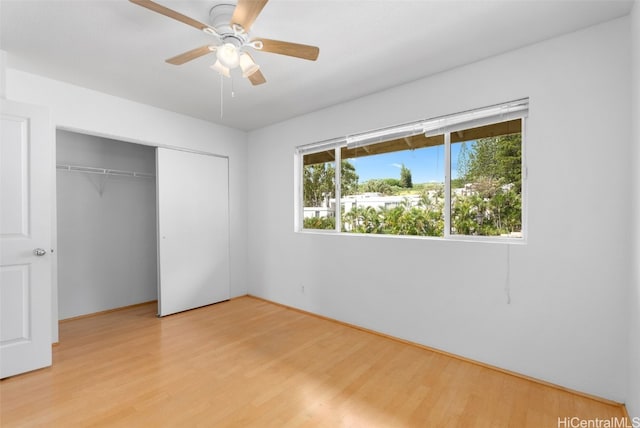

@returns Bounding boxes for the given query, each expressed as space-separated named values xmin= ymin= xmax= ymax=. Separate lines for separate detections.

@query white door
xmin=0 ymin=99 xmax=52 ymax=378
xmin=156 ymin=148 xmax=229 ymax=317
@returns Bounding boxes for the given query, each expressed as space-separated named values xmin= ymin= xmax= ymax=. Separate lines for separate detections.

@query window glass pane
xmin=302 ymin=154 xmax=336 ymax=230
xmin=340 ymin=134 xmax=445 ymax=236
xmin=451 ymin=119 xmax=522 ymax=237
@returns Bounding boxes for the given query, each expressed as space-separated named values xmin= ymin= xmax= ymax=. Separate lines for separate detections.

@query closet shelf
xmin=56 ymin=164 xmax=155 ymax=179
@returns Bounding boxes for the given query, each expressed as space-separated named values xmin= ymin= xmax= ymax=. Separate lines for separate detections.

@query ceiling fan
xmin=130 ymin=0 xmax=320 ymax=86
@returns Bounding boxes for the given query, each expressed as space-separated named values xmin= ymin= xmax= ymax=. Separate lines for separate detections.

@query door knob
xmin=33 ymin=248 xmax=47 ymax=256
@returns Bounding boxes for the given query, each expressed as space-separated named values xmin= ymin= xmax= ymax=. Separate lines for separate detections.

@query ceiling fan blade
xmin=130 ymin=0 xmax=210 ymax=32
xmin=254 ymin=38 xmax=319 ymax=61
xmin=231 ymin=0 xmax=269 ymax=32
xmin=166 ymin=45 xmax=216 ymax=65
xmin=248 ymin=69 xmax=266 ymax=85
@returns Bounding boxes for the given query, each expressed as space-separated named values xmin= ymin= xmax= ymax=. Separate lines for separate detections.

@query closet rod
xmin=56 ymin=164 xmax=155 ymax=179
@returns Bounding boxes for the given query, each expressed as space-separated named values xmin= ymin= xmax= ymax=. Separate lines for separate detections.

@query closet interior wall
xmin=56 ymin=130 xmax=157 ymax=319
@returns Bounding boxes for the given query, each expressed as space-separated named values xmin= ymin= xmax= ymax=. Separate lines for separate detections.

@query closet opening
xmin=56 ymin=130 xmax=158 ymax=321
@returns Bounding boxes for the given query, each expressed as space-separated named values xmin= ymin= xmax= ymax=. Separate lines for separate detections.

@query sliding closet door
xmin=156 ymin=148 xmax=230 ymax=317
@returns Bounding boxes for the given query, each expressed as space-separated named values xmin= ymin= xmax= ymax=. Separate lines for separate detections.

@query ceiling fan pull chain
xmin=220 ymin=74 xmax=224 ymax=118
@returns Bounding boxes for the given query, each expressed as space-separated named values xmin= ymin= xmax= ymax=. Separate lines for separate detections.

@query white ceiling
xmin=0 ymin=0 xmax=633 ymax=131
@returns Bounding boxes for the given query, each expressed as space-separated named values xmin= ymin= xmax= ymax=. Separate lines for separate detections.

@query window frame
xmin=295 ymin=99 xmax=528 ymax=243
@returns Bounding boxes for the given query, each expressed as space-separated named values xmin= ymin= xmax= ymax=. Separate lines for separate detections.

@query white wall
xmin=247 ymin=17 xmax=632 ymax=401
xmin=5 ymin=69 xmax=248 ymax=340
xmin=56 ymin=131 xmax=157 ymax=319
xmin=628 ymin=0 xmax=640 ymax=420
xmin=0 ymin=50 xmax=6 ymax=99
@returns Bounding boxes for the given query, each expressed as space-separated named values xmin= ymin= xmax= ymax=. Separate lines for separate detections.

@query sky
xmin=349 ymin=143 xmax=467 ymax=184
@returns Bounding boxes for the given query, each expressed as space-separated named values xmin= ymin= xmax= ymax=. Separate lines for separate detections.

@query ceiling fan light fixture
xmin=211 ymin=60 xmax=230 ymax=77
xmin=239 ymin=53 xmax=260 ymax=77
xmin=216 ymin=42 xmax=240 ymax=69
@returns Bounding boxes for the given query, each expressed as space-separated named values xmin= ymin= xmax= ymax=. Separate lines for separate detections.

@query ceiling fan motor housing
xmin=210 ymin=3 xmax=245 ymax=47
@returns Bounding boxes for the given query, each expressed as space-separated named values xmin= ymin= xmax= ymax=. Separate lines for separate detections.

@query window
xmin=450 ymin=121 xmax=523 ymax=237
xmin=297 ymin=100 xmax=527 ymax=240
xmin=302 ymin=159 xmax=336 ymax=230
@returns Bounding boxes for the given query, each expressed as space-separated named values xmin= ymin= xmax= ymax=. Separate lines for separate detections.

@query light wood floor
xmin=0 ymin=296 xmax=627 ymax=427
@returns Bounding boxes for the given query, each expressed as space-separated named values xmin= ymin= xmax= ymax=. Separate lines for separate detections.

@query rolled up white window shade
xmin=346 ymin=122 xmax=424 ymax=149
xmin=423 ymin=99 xmax=529 ymax=137
xmin=297 ymin=137 xmax=346 ymax=155
xmin=297 ymin=98 xmax=528 ymax=153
